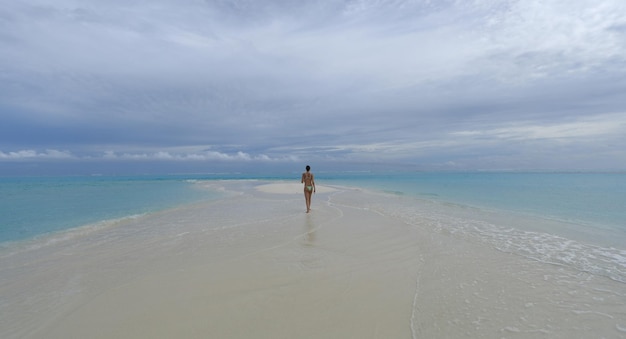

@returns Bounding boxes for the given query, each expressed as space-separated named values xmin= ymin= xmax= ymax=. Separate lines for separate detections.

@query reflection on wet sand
xmin=303 ymin=215 xmax=316 ymax=247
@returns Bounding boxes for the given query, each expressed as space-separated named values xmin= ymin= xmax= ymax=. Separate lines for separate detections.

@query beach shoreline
xmin=1 ymin=180 xmax=625 ymax=338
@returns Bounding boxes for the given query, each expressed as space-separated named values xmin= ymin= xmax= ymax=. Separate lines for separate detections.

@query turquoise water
xmin=324 ymin=172 xmax=626 ymax=243
xmin=0 ymin=175 xmax=223 ymax=244
xmin=319 ymin=172 xmax=626 ymax=283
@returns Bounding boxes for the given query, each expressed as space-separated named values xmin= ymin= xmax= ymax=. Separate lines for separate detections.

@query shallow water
xmin=327 ymin=187 xmax=626 ymax=338
xmin=324 ymin=172 xmax=626 ymax=246
xmin=0 ymin=176 xmax=223 ymax=244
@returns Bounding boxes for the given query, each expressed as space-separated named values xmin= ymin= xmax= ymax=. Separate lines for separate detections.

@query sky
xmin=1 ymin=0 xmax=626 ymax=174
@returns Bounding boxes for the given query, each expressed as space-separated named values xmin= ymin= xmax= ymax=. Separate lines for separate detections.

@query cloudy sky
xmin=1 ymin=0 xmax=626 ymax=174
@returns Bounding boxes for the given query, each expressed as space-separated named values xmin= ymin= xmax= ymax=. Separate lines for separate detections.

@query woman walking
xmin=301 ymin=165 xmax=316 ymax=213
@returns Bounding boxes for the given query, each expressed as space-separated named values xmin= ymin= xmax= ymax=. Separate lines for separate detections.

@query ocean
xmin=0 ymin=175 xmax=224 ymax=245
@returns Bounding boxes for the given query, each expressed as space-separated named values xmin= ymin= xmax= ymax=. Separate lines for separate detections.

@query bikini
xmin=305 ymin=173 xmax=313 ymax=192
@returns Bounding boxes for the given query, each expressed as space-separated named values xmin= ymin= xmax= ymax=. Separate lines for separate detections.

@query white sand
xmin=2 ymin=180 xmax=624 ymax=339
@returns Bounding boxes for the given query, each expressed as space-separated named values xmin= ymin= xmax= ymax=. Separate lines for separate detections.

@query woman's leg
xmin=304 ymin=191 xmax=312 ymax=212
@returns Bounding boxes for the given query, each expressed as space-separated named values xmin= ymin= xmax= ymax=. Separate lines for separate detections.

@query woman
xmin=301 ymin=165 xmax=316 ymax=213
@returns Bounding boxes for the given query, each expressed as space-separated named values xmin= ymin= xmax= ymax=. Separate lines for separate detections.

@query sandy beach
xmin=1 ymin=180 xmax=624 ymax=338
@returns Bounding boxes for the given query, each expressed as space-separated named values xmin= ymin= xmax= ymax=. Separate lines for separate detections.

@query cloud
xmin=1 ymin=0 xmax=626 ymax=172
xmin=0 ymin=149 xmax=74 ymax=160
xmin=451 ymin=112 xmax=626 ymax=141
xmin=0 ymin=148 xmax=294 ymax=162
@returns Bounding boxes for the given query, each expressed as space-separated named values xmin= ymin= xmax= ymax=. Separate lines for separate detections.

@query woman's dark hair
xmin=306 ymin=165 xmax=311 ymax=171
